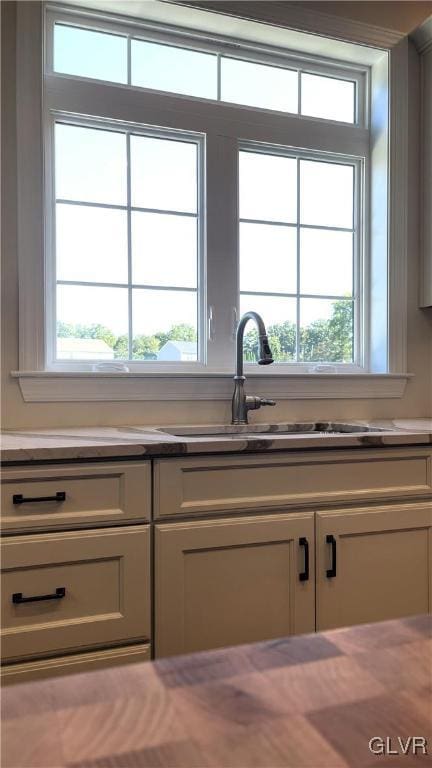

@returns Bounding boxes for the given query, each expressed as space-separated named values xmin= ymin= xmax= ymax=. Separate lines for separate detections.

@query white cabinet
xmin=316 ymin=502 xmax=432 ymax=631
xmin=155 ymin=499 xmax=432 ymax=656
xmin=3 ymin=448 xmax=432 ymax=673
xmin=155 ymin=512 xmax=315 ymax=657
xmin=1 ymin=461 xmax=151 ymax=532
xmin=1 ymin=526 xmax=151 ymax=662
xmin=1 ymin=462 xmax=152 ymax=683
xmin=154 ymin=448 xmax=432 ymax=657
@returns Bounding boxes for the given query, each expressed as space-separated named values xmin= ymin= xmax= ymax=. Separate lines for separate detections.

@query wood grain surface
xmin=2 ymin=615 xmax=431 ymax=767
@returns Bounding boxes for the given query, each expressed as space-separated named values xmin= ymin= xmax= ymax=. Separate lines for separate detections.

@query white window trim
xmin=44 ymin=7 xmax=369 ymax=375
xmin=238 ymin=142 xmax=364 ymax=372
xmin=45 ymin=114 xmax=207 ymax=370
xmin=13 ymin=1 xmax=411 ymax=401
xmin=46 ymin=7 xmax=368 ymax=126
xmin=12 ymin=370 xmax=411 ymax=403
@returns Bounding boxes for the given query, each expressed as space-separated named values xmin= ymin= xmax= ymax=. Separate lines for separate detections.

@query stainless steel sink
xmin=159 ymin=423 xmax=389 ymax=438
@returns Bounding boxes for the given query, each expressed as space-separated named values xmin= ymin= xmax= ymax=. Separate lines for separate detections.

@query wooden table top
xmin=2 ymin=615 xmax=431 ymax=768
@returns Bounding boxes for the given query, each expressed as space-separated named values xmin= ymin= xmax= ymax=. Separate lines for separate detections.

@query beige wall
xmin=1 ymin=1 xmax=431 ymax=429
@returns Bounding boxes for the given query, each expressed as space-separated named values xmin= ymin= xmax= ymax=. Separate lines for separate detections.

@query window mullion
xmin=126 ymin=132 xmax=133 ymax=361
xmin=206 ymin=133 xmax=237 ymax=370
xmin=296 ymin=157 xmax=301 ymax=362
xmin=127 ymin=35 xmax=131 ymax=85
xmin=216 ymin=53 xmax=221 ymax=101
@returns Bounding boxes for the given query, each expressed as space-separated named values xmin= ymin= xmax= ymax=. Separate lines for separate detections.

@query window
xmin=239 ymin=149 xmax=357 ymax=364
xmin=43 ymin=9 xmax=371 ymax=374
xmin=52 ymin=21 xmax=358 ymax=124
xmin=53 ymin=122 xmax=202 ymax=363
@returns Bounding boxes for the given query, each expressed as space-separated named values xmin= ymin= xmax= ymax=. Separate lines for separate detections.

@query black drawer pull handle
xmin=326 ymin=534 xmax=337 ymax=578
xmin=13 ymin=492 xmax=66 ymax=505
xmin=299 ymin=537 xmax=309 ymax=582
xmin=12 ymin=587 xmax=66 ymax=604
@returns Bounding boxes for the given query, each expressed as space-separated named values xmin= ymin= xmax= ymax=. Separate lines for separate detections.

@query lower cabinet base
xmin=1 ymin=643 xmax=151 ymax=685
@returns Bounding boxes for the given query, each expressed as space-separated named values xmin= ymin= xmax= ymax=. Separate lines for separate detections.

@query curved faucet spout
xmin=232 ymin=311 xmax=275 ymax=425
xmin=236 ymin=311 xmax=274 ymax=378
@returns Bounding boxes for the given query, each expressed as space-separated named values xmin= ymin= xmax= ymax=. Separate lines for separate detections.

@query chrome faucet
xmin=232 ymin=311 xmax=276 ymax=425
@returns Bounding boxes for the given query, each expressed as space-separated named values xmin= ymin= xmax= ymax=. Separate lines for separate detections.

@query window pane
xmin=131 ymin=40 xmax=217 ymax=99
xmin=239 ymin=152 xmax=297 ymax=223
xmin=300 ymin=160 xmax=354 ymax=229
xmin=132 ymin=212 xmax=197 ymax=288
xmin=56 ymin=204 xmax=128 ymax=284
xmin=221 ymin=58 xmax=298 ymax=113
xmin=240 ymin=223 xmax=296 ymax=294
xmin=56 ymin=285 xmax=128 ymax=359
xmin=301 ymin=73 xmax=355 ymax=123
xmin=240 ymin=295 xmax=297 ymax=362
xmin=300 ymin=298 xmax=353 ymax=362
xmin=300 ymin=229 xmax=353 ymax=296
xmin=132 ymin=289 xmax=197 ymax=360
xmin=54 ymin=24 xmax=127 ymax=84
xmin=131 ymin=136 xmax=197 ymax=213
xmin=55 ymin=124 xmax=126 ymax=206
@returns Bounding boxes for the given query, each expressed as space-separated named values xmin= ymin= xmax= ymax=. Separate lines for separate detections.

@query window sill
xmin=11 ymin=370 xmax=412 ymax=402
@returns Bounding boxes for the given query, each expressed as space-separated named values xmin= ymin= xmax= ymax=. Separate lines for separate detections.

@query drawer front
xmin=154 ymin=448 xmax=432 ymax=518
xmin=1 ymin=643 xmax=151 ymax=685
xmin=1 ymin=462 xmax=150 ymax=532
xmin=1 ymin=526 xmax=150 ymax=662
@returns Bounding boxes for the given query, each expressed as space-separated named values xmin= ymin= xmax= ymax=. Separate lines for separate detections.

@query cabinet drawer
xmin=1 ymin=643 xmax=151 ymax=685
xmin=154 ymin=448 xmax=432 ymax=518
xmin=1 ymin=462 xmax=150 ymax=532
xmin=1 ymin=525 xmax=150 ymax=662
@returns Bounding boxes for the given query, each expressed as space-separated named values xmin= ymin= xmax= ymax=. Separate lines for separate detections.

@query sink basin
xmin=159 ymin=422 xmax=389 ymax=438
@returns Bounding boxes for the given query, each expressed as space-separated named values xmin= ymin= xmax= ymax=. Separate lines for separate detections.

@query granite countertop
xmin=2 ymin=615 xmax=431 ymax=767
xmin=1 ymin=419 xmax=431 ymax=463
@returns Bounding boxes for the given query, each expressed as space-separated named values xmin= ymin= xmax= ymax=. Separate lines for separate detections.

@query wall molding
xmin=16 ymin=2 xmax=45 ymax=371
xmin=388 ymin=38 xmax=409 ymax=372
xmin=413 ymin=16 xmax=432 ymax=308
xmin=13 ymin=371 xmax=411 ymax=402
xmin=65 ymin=0 xmax=396 ymax=63
xmin=411 ymin=15 xmax=432 ymax=54
xmin=172 ymin=1 xmax=405 ymax=50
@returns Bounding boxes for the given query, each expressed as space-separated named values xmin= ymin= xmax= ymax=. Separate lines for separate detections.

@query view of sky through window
xmin=53 ymin=24 xmax=356 ymax=123
xmin=52 ymin=23 xmax=358 ymax=366
xmin=239 ymin=150 xmax=355 ymax=364
xmin=55 ymin=123 xmax=199 ymax=362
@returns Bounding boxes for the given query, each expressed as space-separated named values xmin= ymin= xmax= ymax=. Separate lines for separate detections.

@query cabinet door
xmin=155 ymin=512 xmax=315 ymax=657
xmin=316 ymin=502 xmax=432 ymax=631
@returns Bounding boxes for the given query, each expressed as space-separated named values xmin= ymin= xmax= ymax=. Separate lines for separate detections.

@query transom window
xmin=52 ymin=22 xmax=359 ymax=124
xmin=44 ymin=9 xmax=369 ymax=372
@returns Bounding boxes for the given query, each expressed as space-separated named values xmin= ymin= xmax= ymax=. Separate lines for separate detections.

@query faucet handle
xmin=245 ymin=396 xmax=276 ymax=412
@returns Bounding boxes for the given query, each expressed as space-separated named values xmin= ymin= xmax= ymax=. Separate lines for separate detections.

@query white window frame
xmin=44 ymin=5 xmax=368 ymax=374
xmin=237 ymin=142 xmax=364 ymax=370
xmin=45 ymin=114 xmax=206 ymax=370
xmin=45 ymin=9 xmax=368 ymax=127
xmin=12 ymin=1 xmax=411 ymax=401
